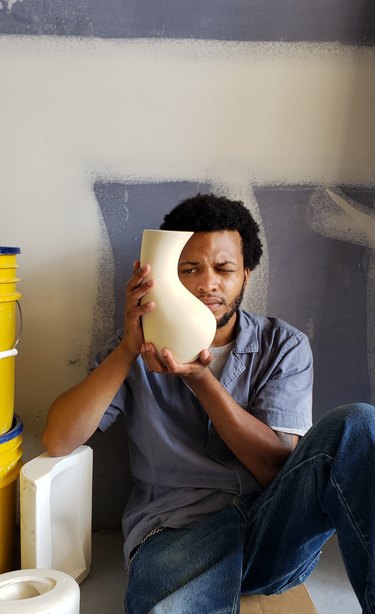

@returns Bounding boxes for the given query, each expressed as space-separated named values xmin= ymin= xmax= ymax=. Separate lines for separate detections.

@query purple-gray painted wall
xmin=1 ymin=0 xmax=374 ymax=43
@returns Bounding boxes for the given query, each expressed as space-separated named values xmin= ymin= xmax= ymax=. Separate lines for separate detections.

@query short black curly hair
xmin=160 ymin=193 xmax=262 ymax=271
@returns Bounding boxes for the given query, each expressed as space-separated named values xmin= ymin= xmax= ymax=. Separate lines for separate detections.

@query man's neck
xmin=211 ymin=312 xmax=238 ymax=347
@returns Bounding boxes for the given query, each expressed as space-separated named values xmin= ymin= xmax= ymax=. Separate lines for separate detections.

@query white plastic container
xmin=0 ymin=568 xmax=80 ymax=613
xmin=20 ymin=445 xmax=92 ymax=583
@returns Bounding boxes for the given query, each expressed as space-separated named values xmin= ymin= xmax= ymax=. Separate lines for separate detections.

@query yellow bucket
xmin=0 ymin=248 xmax=20 ymax=298
xmin=0 ymin=415 xmax=23 ymax=573
xmin=0 ymin=247 xmax=22 ymax=436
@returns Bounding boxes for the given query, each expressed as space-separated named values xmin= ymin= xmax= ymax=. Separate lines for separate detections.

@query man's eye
xmin=181 ymin=268 xmax=196 ymax=274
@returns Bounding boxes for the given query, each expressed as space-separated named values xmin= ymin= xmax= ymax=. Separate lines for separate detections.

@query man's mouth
xmin=200 ymin=297 xmax=224 ymax=312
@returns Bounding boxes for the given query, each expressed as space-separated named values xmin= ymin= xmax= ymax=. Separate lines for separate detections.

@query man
xmin=43 ymin=193 xmax=375 ymax=614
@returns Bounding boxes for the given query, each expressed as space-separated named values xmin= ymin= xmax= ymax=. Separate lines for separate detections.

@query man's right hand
xmin=120 ymin=260 xmax=156 ymax=360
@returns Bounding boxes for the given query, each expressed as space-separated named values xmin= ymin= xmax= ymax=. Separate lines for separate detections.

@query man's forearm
xmin=184 ymin=370 xmax=292 ymax=487
xmin=42 ymin=343 xmax=135 ymax=457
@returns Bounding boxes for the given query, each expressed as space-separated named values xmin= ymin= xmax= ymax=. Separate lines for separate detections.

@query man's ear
xmin=244 ymin=268 xmax=251 ymax=286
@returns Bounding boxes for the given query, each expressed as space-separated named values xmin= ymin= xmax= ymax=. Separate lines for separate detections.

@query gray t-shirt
xmin=209 ymin=341 xmax=235 ymax=380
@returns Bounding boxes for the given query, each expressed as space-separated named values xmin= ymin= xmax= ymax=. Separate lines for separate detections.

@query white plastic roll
xmin=0 ymin=569 xmax=80 ymax=613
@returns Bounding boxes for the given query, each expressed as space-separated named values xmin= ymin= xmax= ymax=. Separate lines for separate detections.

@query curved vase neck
xmin=140 ymin=230 xmax=194 ymax=277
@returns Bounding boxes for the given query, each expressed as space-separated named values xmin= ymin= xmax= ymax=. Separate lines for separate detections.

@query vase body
xmin=140 ymin=230 xmax=217 ymax=363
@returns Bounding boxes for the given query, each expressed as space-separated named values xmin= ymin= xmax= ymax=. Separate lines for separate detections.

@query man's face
xmin=178 ymin=230 xmax=249 ymax=344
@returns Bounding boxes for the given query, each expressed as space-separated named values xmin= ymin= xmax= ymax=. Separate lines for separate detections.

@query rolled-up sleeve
xmin=251 ymin=332 xmax=313 ymax=435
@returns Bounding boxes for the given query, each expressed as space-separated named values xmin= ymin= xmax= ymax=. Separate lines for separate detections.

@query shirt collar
xmin=232 ymin=309 xmax=259 ymax=354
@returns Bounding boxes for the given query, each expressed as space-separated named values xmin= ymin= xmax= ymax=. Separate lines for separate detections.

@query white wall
xmin=1 ymin=36 xmax=374 ymax=461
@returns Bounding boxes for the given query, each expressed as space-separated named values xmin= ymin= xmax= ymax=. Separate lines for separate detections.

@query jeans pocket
xmin=127 ymin=526 xmax=167 ymax=572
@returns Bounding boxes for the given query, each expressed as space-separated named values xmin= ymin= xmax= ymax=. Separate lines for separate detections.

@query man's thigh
xmin=125 ymin=505 xmax=247 ymax=614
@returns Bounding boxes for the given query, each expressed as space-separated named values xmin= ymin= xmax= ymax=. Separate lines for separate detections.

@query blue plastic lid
xmin=0 ymin=247 xmax=21 ymax=255
xmin=0 ymin=415 xmax=23 ymax=442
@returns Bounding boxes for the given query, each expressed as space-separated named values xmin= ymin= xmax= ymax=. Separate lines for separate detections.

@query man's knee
xmin=311 ymin=403 xmax=375 ymax=457
xmin=324 ymin=402 xmax=375 ymax=429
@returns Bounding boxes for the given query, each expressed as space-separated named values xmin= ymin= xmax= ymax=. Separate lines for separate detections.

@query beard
xmin=216 ymin=280 xmax=246 ymax=329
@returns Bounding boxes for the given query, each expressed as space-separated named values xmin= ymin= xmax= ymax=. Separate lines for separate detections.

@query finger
xmin=142 ymin=343 xmax=166 ymax=373
xmin=128 ymin=264 xmax=151 ymax=292
xmin=160 ymin=349 xmax=181 ymax=373
xmin=127 ymin=279 xmax=155 ymax=309
xmin=133 ymin=259 xmax=141 ymax=274
xmin=135 ymin=278 xmax=155 ymax=302
xmin=126 ymin=300 xmax=155 ymax=324
xmin=140 ymin=343 xmax=152 ymax=371
xmin=199 ymin=349 xmax=212 ymax=364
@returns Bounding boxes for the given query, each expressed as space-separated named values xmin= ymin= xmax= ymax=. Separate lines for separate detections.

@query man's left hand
xmin=141 ymin=343 xmax=212 ymax=379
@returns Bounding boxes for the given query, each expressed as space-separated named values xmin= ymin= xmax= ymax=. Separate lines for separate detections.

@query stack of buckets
xmin=0 ymin=247 xmax=23 ymax=573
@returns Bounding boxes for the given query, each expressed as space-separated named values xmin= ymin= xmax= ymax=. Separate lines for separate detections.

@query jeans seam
xmin=280 ymin=452 xmax=335 ymax=482
xmin=270 ymin=550 xmax=322 ymax=594
xmin=233 ymin=499 xmax=247 ymax=522
xmin=232 ymin=585 xmax=241 ymax=614
xmin=364 ymin=585 xmax=375 ymax=613
xmin=254 ymin=453 xmax=335 ymax=517
xmin=330 ymin=473 xmax=370 ymax=555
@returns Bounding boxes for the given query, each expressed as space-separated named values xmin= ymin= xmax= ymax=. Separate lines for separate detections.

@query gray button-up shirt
xmin=96 ymin=310 xmax=313 ymax=564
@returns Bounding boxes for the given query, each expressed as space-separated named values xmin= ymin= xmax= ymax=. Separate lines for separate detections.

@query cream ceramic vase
xmin=140 ymin=229 xmax=217 ymax=363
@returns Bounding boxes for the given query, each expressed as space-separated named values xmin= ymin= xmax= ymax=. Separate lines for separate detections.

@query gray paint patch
xmin=255 ymin=186 xmax=371 ymax=418
xmin=94 ymin=181 xmax=212 ymax=330
xmin=308 ymin=187 xmax=375 ymax=405
xmin=0 ymin=0 xmax=374 ymax=43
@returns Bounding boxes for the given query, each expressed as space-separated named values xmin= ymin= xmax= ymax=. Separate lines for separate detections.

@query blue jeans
xmin=124 ymin=403 xmax=375 ymax=614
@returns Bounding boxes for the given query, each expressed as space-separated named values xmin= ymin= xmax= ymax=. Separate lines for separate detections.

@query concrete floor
xmin=80 ymin=532 xmax=361 ymax=614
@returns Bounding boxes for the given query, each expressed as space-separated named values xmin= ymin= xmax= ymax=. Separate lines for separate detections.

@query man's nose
xmin=197 ymin=269 xmax=219 ymax=292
